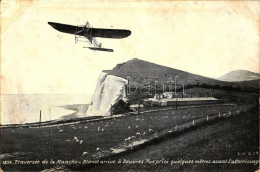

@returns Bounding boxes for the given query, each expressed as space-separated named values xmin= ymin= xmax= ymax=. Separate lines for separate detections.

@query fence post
xmin=192 ymin=120 xmax=194 ymax=126
xmin=238 ymin=110 xmax=239 ymax=114
xmin=219 ymin=112 xmax=220 ymax=118
xmin=207 ymin=115 xmax=208 ymax=121
xmin=111 ymin=104 xmax=112 ymax=116
xmin=175 ymin=125 xmax=177 ymax=131
xmin=229 ymin=111 xmax=231 ymax=116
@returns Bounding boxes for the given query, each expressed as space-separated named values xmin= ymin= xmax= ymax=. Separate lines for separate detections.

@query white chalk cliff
xmin=86 ymin=72 xmax=127 ymax=116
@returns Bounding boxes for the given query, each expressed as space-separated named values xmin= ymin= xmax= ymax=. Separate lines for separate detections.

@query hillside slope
xmin=104 ymin=58 xmax=223 ymax=86
xmin=218 ymin=70 xmax=260 ymax=82
xmin=86 ymin=58 xmax=259 ymax=116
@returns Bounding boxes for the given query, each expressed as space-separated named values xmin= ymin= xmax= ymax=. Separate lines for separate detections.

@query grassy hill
xmin=218 ymin=70 xmax=260 ymax=82
xmin=105 ymin=58 xmax=222 ymax=86
xmin=103 ymin=58 xmax=258 ymax=101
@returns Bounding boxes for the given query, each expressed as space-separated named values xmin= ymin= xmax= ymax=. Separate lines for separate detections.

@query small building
xmin=143 ymin=92 xmax=219 ymax=107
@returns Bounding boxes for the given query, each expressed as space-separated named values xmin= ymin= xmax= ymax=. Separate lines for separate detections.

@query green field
xmin=90 ymin=107 xmax=259 ymax=172
xmin=0 ymin=104 xmax=254 ymax=171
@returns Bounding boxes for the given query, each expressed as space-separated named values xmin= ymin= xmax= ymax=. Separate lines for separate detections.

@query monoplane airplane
xmin=48 ymin=21 xmax=131 ymax=52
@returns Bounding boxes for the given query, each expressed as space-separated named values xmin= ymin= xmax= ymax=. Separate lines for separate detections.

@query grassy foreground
xmin=89 ymin=106 xmax=259 ymax=172
xmin=0 ymin=104 xmax=256 ymax=171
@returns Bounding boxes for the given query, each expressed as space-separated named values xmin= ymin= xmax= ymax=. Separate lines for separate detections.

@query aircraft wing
xmin=48 ymin=22 xmax=131 ymax=39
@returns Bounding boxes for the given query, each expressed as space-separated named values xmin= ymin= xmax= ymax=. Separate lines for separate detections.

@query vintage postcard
xmin=0 ymin=0 xmax=259 ymax=171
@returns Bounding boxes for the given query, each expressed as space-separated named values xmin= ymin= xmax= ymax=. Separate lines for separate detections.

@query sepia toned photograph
xmin=0 ymin=0 xmax=259 ymax=171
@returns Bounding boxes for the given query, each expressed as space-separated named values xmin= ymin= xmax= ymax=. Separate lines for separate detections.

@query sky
xmin=1 ymin=0 xmax=259 ymax=95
